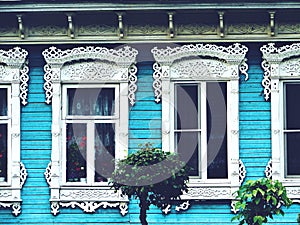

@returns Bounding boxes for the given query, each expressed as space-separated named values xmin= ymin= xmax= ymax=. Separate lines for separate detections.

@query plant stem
xmin=139 ymin=193 xmax=148 ymax=225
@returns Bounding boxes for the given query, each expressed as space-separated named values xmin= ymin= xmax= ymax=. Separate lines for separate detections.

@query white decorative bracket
xmin=269 ymin=11 xmax=276 ymax=37
xmin=265 ymin=159 xmax=272 ymax=179
xmin=239 ymin=159 xmax=246 ymax=185
xmin=67 ymin=14 xmax=75 ymax=39
xmin=16 ymin=15 xmax=25 ymax=39
xmin=218 ymin=11 xmax=225 ymax=38
xmin=168 ymin=12 xmax=175 ymax=38
xmin=151 ymin=43 xmax=248 ymax=103
xmin=42 ymin=46 xmax=138 ymax=105
xmin=116 ymin=12 xmax=125 ymax=38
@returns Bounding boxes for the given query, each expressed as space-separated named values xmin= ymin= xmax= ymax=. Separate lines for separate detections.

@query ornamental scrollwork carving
xmin=176 ymin=24 xmax=217 ymax=35
xmin=0 ymin=202 xmax=21 ymax=216
xmin=182 ymin=187 xmax=232 ymax=199
xmin=43 ymin=46 xmax=138 ymax=105
xmin=59 ymin=201 xmax=128 ymax=215
xmin=44 ymin=161 xmax=52 ymax=186
xmin=239 ymin=159 xmax=246 ymax=185
xmin=60 ymin=189 xmax=126 ymax=201
xmin=261 ymin=59 xmax=271 ymax=101
xmin=152 ymin=62 xmax=163 ymax=103
xmin=78 ymin=24 xmax=117 ymax=35
xmin=128 ymin=25 xmax=166 ymax=35
xmin=175 ymin=201 xmax=190 ymax=212
xmin=265 ymin=159 xmax=272 ymax=179
xmin=20 ymin=162 xmax=28 ymax=188
xmin=227 ymin=23 xmax=267 ymax=35
xmin=29 ymin=25 xmax=67 ymax=36
xmin=20 ymin=64 xmax=29 ymax=105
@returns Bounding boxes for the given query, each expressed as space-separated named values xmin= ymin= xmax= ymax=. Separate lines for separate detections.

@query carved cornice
xmin=152 ymin=43 xmax=248 ymax=103
xmin=42 ymin=46 xmax=137 ymax=68
xmin=42 ymin=46 xmax=138 ymax=105
xmin=0 ymin=47 xmax=29 ymax=105
xmin=151 ymin=43 xmax=248 ymax=66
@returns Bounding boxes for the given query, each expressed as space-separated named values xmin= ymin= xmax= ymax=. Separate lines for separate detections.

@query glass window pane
xmin=176 ymin=132 xmax=200 ymax=177
xmin=0 ymin=88 xmax=7 ymax=116
xmin=68 ymin=88 xmax=115 ymax=116
xmin=285 ymin=132 xmax=300 ymax=176
xmin=66 ymin=123 xmax=87 ymax=182
xmin=94 ymin=123 xmax=115 ymax=182
xmin=175 ymin=84 xmax=199 ymax=130
xmin=0 ymin=124 xmax=7 ymax=182
xmin=285 ymin=83 xmax=300 ymax=129
xmin=207 ymin=82 xmax=228 ymax=179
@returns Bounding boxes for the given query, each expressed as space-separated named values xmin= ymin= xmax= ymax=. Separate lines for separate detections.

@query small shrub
xmin=110 ymin=143 xmax=190 ymax=225
xmin=232 ymin=178 xmax=292 ymax=225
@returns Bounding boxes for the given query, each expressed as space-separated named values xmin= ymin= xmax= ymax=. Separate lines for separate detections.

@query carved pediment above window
xmin=152 ymin=43 xmax=248 ymax=103
xmin=170 ymin=59 xmax=228 ymax=79
xmin=61 ymin=61 xmax=121 ymax=81
xmin=43 ymin=46 xmax=138 ymax=105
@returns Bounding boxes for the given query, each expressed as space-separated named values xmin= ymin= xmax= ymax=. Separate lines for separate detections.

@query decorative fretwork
xmin=59 ymin=201 xmax=128 ymax=215
xmin=42 ymin=46 xmax=138 ymax=105
xmin=176 ymin=24 xmax=217 ymax=35
xmin=29 ymin=25 xmax=67 ymax=36
xmin=78 ymin=25 xmax=117 ymax=35
xmin=128 ymin=25 xmax=166 ymax=35
xmin=239 ymin=159 xmax=246 ymax=185
xmin=231 ymin=201 xmax=239 ymax=214
xmin=152 ymin=62 xmax=163 ymax=103
xmin=19 ymin=64 xmax=29 ymax=105
xmin=175 ymin=201 xmax=190 ymax=212
xmin=265 ymin=159 xmax=272 ymax=179
xmin=0 ymin=202 xmax=21 ymax=216
xmin=227 ymin=23 xmax=267 ymax=35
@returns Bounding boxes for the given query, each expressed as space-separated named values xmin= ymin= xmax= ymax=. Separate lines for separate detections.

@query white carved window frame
xmin=0 ymin=47 xmax=29 ymax=216
xmin=151 ymin=43 xmax=248 ymax=208
xmin=42 ymin=46 xmax=138 ymax=216
xmin=261 ymin=43 xmax=300 ymax=203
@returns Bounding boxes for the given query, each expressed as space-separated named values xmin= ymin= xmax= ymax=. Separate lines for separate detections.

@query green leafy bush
xmin=232 ymin=178 xmax=292 ymax=225
xmin=110 ymin=143 xmax=190 ymax=225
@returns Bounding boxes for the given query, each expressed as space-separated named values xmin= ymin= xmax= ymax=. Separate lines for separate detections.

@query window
xmin=42 ymin=46 xmax=138 ymax=216
xmin=174 ymin=82 xmax=228 ymax=179
xmin=151 ymin=43 xmax=248 ymax=206
xmin=63 ymin=85 xmax=118 ymax=184
xmin=0 ymin=47 xmax=29 ymax=216
xmin=0 ymin=87 xmax=8 ymax=183
xmin=261 ymin=43 xmax=300 ymax=201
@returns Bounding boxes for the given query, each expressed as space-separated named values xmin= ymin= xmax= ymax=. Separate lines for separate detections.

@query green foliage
xmin=110 ymin=143 xmax=190 ymax=224
xmin=232 ymin=178 xmax=292 ymax=225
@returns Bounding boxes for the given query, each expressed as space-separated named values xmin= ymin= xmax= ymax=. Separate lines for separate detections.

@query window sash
xmin=284 ymin=82 xmax=300 ymax=177
xmin=62 ymin=84 xmax=119 ymax=186
xmin=173 ymin=81 xmax=228 ymax=181
xmin=63 ymin=120 xmax=116 ymax=185
xmin=62 ymin=84 xmax=119 ymax=120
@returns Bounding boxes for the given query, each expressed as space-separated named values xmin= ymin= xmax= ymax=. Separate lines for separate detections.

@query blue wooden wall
xmin=0 ymin=43 xmax=299 ymax=224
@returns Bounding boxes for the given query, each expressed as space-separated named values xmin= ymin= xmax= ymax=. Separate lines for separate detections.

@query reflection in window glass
xmin=67 ymin=88 xmax=115 ymax=116
xmin=66 ymin=123 xmax=87 ymax=182
xmin=0 ymin=88 xmax=7 ymax=116
xmin=94 ymin=123 xmax=115 ymax=182
xmin=0 ymin=124 xmax=7 ymax=181
xmin=207 ymin=82 xmax=228 ymax=179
